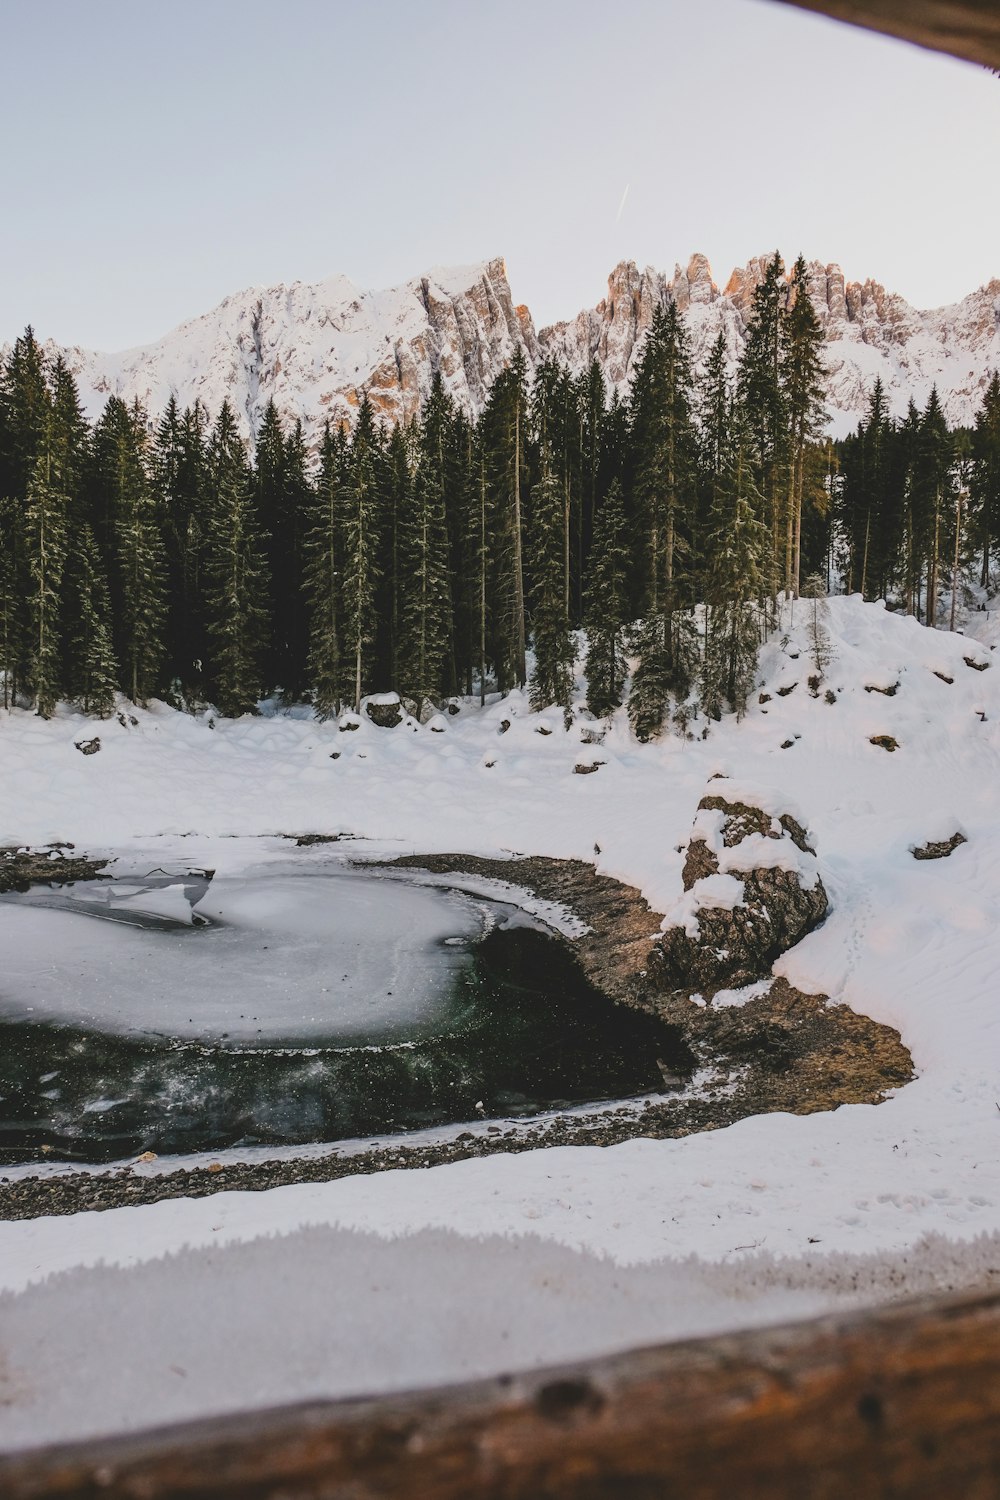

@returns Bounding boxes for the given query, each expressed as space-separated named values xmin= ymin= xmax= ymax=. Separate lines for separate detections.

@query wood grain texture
xmin=775 ymin=0 xmax=1000 ymax=70
xmin=2 ymin=1288 xmax=999 ymax=1498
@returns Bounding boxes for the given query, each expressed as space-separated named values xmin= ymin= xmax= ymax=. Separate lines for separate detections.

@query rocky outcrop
xmin=649 ymin=781 xmax=828 ymax=996
xmin=20 ymin=251 xmax=1000 ymax=448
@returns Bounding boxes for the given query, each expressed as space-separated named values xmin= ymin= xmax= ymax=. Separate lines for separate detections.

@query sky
xmin=2 ymin=0 xmax=998 ymax=351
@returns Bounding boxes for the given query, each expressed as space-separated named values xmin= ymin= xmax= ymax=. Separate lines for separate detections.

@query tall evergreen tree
xmin=340 ymin=397 xmax=382 ymax=711
xmin=303 ymin=421 xmax=345 ymax=720
xmin=700 ymin=416 xmax=771 ymax=720
xmin=64 ymin=524 xmax=118 ymax=716
xmin=113 ymin=403 xmax=167 ymax=704
xmin=971 ymin=371 xmax=1000 ymax=585
xmin=397 ymin=455 xmax=452 ymax=711
xmin=528 ymin=454 xmax=575 ymax=712
xmin=203 ymin=401 xmax=268 ymax=715
xmin=23 ymin=417 xmax=69 ymax=717
xmin=737 ymin=252 xmax=788 ymax=597
xmin=583 ymin=479 xmax=629 ymax=717
xmin=781 ymin=255 xmax=827 ymax=595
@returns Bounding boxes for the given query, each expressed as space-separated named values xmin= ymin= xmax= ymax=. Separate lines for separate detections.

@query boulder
xmin=649 ymin=780 xmax=828 ymax=995
xmin=363 ymin=693 xmax=403 ymax=729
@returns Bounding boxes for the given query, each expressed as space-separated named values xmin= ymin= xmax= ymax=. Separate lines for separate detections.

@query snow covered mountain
xmin=25 ymin=253 xmax=1000 ymax=442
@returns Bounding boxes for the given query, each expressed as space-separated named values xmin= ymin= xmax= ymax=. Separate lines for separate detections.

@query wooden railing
xmin=2 ymin=1288 xmax=999 ymax=1498
xmin=777 ymin=0 xmax=1000 ymax=69
xmin=4 ymin=5 xmax=998 ymax=1496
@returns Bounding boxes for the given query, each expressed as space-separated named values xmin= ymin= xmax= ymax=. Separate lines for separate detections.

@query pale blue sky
xmin=2 ymin=0 xmax=998 ymax=349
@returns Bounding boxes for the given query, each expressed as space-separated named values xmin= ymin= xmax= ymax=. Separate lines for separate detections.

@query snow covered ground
xmin=1 ymin=594 xmax=999 ymax=1451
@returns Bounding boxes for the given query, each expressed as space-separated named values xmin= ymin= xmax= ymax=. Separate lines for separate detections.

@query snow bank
xmin=3 ymin=594 xmax=1000 ymax=1446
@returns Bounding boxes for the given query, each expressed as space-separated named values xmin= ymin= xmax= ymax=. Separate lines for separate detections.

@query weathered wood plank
xmin=2 ymin=1288 xmax=999 ymax=1498
xmin=776 ymin=0 xmax=1000 ymax=70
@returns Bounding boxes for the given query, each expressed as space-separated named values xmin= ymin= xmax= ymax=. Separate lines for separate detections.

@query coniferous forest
xmin=2 ymin=251 xmax=1000 ymax=735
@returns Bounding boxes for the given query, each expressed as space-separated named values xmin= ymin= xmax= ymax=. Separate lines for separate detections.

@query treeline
xmin=2 ymin=251 xmax=999 ymax=736
xmin=835 ymin=373 xmax=1000 ymax=630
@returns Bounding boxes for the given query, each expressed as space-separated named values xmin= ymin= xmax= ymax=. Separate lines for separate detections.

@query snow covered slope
xmin=17 ymin=253 xmax=1000 ymax=443
xmin=3 ymin=596 xmax=1000 ymax=1446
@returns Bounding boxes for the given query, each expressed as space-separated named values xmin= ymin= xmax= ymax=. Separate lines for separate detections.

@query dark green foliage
xmin=303 ymin=422 xmax=345 ymax=720
xmin=113 ymin=403 xmax=167 ymax=705
xmin=528 ymin=457 xmax=575 ymax=712
xmin=700 ymin=416 xmax=770 ymax=720
xmin=3 ymin=278 xmax=997 ymax=735
xmin=971 ymin=372 xmax=1000 ymax=583
xmin=584 ymin=480 xmax=629 ymax=717
xmin=397 ymin=433 xmax=452 ymax=712
xmin=24 ymin=429 xmax=70 ymax=717
xmin=203 ymin=402 xmax=268 ymax=716
xmin=64 ymin=525 xmax=118 ymax=716
xmin=340 ymin=399 xmax=382 ymax=712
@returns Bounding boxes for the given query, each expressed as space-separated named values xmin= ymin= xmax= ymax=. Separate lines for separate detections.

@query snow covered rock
xmin=364 ymin=693 xmax=403 ymax=729
xmin=650 ymin=779 xmax=828 ymax=995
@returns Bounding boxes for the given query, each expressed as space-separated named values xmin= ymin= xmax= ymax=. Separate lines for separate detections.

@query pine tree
xmin=583 ymin=479 xmax=629 ymax=716
xmin=528 ymin=455 xmax=575 ymax=711
xmin=781 ymin=255 xmax=827 ymax=595
xmin=64 ymin=524 xmax=118 ymax=715
xmin=700 ymin=416 xmax=771 ymax=720
xmin=0 ymin=495 xmax=23 ymax=710
xmin=113 ymin=403 xmax=167 ymax=704
xmin=479 ymin=355 xmax=529 ymax=690
xmin=303 ymin=421 xmax=345 ymax=720
xmin=155 ymin=398 xmax=210 ymax=701
xmin=912 ymin=387 xmax=953 ymax=626
xmin=341 ymin=398 xmax=382 ymax=712
xmin=630 ymin=301 xmax=698 ymax=628
xmin=203 ymin=401 xmax=268 ymax=715
xmin=737 ymin=252 xmax=788 ymax=598
xmin=627 ymin=613 xmax=673 ymax=741
xmin=971 ymin=371 xmax=1000 ymax=586
xmin=24 ymin=419 xmax=69 ymax=717
xmin=397 ymin=451 xmax=452 ymax=712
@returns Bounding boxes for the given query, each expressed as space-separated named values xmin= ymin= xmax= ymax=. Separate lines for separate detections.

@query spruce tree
xmin=583 ymin=479 xmax=629 ymax=717
xmin=528 ymin=455 xmax=575 ymax=711
xmin=303 ymin=421 xmax=345 ymax=720
xmin=155 ymin=398 xmax=210 ymax=701
xmin=397 ymin=454 xmax=452 ymax=712
xmin=65 ymin=524 xmax=118 ymax=716
xmin=971 ymin=371 xmax=1000 ymax=586
xmin=737 ymin=252 xmax=788 ymax=598
xmin=700 ymin=416 xmax=771 ymax=720
xmin=24 ymin=420 xmax=69 ymax=717
xmin=0 ymin=495 xmax=23 ymax=710
xmin=204 ymin=401 xmax=268 ymax=715
xmin=113 ymin=404 xmax=167 ymax=704
xmin=781 ymin=255 xmax=827 ymax=595
xmin=340 ymin=398 xmax=382 ymax=712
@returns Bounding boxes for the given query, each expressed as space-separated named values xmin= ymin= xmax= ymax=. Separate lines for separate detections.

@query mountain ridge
xmin=13 ymin=252 xmax=1000 ymax=443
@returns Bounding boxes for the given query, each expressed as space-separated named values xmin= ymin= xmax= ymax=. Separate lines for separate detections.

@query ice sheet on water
xmin=0 ymin=873 xmax=485 ymax=1043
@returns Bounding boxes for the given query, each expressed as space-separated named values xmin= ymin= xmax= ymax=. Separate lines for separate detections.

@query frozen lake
xmin=0 ymin=865 xmax=690 ymax=1162
xmin=0 ymin=870 xmax=485 ymax=1043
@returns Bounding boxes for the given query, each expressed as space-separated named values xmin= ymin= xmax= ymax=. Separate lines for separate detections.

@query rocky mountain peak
xmin=13 ymin=250 xmax=1000 ymax=445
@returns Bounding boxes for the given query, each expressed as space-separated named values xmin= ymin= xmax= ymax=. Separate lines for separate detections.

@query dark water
xmin=0 ymin=926 xmax=693 ymax=1164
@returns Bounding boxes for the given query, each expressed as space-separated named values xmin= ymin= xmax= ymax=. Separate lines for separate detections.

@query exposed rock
xmin=865 ymin=682 xmax=899 ymax=696
xmin=74 ymin=737 xmax=101 ymax=755
xmin=649 ymin=784 xmax=827 ymax=996
xmin=0 ymin=845 xmax=110 ymax=894
xmin=912 ymin=831 xmax=968 ymax=861
xmin=22 ymin=253 xmax=1000 ymax=450
xmin=573 ymin=761 xmax=604 ymax=775
xmin=870 ymin=735 xmax=899 ymax=752
xmin=964 ymin=656 xmax=990 ymax=671
xmin=364 ymin=694 xmax=403 ymax=729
